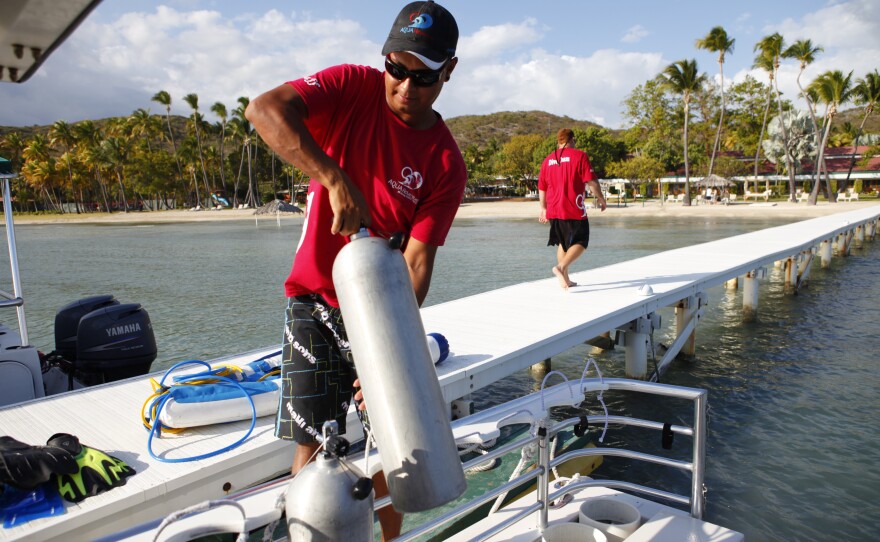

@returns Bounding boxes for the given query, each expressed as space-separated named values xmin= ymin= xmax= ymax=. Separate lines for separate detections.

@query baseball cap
xmin=381 ymin=1 xmax=458 ymax=70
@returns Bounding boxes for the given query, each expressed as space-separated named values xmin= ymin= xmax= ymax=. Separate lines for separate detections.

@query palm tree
xmin=48 ymin=121 xmax=79 ymax=213
xmin=807 ymin=70 xmax=854 ymax=204
xmin=22 ymin=134 xmax=60 ymax=211
xmin=782 ymin=39 xmax=824 ymax=192
xmin=183 ymin=93 xmax=212 ymax=205
xmin=844 ymin=70 xmax=880 ymax=188
xmin=151 ymin=90 xmax=184 ymax=188
xmin=755 ymin=33 xmax=796 ymax=200
xmin=0 ymin=133 xmax=26 ymax=210
xmin=662 ymin=59 xmax=706 ymax=206
xmin=210 ymin=101 xmax=228 ymax=198
xmin=73 ymin=120 xmax=112 ymax=212
xmin=695 ymin=26 xmax=735 ymax=177
xmin=230 ymin=96 xmax=254 ymax=208
xmin=99 ymin=137 xmax=132 ymax=212
xmin=128 ymin=108 xmax=161 ymax=153
xmin=751 ymin=51 xmax=776 ymax=193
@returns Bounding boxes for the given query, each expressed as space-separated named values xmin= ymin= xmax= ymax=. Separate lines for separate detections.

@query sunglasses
xmin=384 ymin=57 xmax=446 ymax=87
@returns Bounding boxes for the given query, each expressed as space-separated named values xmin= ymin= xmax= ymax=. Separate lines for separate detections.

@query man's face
xmin=384 ymin=52 xmax=457 ymax=128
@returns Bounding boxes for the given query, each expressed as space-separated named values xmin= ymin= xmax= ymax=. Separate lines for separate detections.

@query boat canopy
xmin=0 ymin=0 xmax=103 ymax=83
xmin=1 ymin=156 xmax=15 ymax=177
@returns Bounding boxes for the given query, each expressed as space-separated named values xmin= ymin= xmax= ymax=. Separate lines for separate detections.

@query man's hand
xmin=538 ymin=208 xmax=548 ymax=224
xmin=596 ymin=196 xmax=607 ymax=212
xmin=326 ymin=173 xmax=371 ymax=236
xmin=353 ymin=378 xmax=367 ymax=411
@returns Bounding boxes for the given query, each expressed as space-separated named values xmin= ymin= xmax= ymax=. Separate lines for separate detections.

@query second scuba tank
xmin=286 ymin=423 xmax=373 ymax=541
xmin=332 ymin=232 xmax=466 ymax=513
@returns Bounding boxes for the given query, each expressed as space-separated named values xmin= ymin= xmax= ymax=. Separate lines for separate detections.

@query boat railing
xmin=391 ymin=378 xmax=707 ymax=542
xmin=0 ymin=175 xmax=29 ymax=344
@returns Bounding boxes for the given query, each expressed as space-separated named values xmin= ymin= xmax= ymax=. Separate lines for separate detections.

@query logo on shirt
xmin=387 ymin=166 xmax=422 ymax=204
xmin=576 ymin=194 xmax=587 ymax=217
xmin=304 ymin=75 xmax=320 ymax=87
xmin=548 ymin=157 xmax=571 ymax=166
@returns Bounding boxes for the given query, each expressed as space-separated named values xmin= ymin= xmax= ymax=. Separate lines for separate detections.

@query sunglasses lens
xmin=385 ymin=58 xmax=442 ymax=87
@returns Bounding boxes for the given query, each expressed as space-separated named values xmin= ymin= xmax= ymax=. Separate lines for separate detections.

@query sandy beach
xmin=6 ymin=198 xmax=879 ymax=225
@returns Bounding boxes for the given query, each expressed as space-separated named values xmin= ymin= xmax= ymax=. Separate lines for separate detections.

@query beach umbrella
xmin=253 ymin=200 xmax=303 ymax=215
xmin=697 ymin=174 xmax=733 ymax=188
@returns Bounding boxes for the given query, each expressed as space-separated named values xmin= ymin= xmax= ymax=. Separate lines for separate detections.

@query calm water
xmin=3 ymin=212 xmax=878 ymax=541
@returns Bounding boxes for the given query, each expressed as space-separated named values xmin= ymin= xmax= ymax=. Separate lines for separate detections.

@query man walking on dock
xmin=538 ymin=128 xmax=606 ymax=289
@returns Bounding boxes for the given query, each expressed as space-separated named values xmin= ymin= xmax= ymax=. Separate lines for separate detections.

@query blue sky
xmin=1 ymin=0 xmax=877 ymax=129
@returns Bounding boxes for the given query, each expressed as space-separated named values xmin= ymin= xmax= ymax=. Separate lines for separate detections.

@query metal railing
xmin=394 ymin=378 xmax=707 ymax=541
xmin=1 ymin=176 xmax=29 ymax=345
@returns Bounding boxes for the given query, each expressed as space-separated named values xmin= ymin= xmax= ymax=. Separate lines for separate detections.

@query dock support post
xmin=819 ymin=239 xmax=833 ymax=268
xmin=676 ymin=297 xmax=697 ymax=357
xmin=854 ymin=225 xmax=865 ymax=248
xmin=725 ymin=277 xmax=738 ymax=290
xmin=783 ymin=256 xmax=796 ymax=293
xmin=795 ymin=250 xmax=814 ymax=292
xmin=619 ymin=314 xmax=659 ymax=380
xmin=530 ymin=358 xmax=551 ymax=379
xmin=743 ymin=268 xmax=766 ymax=321
xmin=867 ymin=220 xmax=876 ymax=241
xmin=451 ymin=397 xmax=474 ymax=420
xmin=835 ymin=231 xmax=853 ymax=257
xmin=625 ymin=319 xmax=647 ymax=380
xmin=586 ymin=332 xmax=615 ymax=353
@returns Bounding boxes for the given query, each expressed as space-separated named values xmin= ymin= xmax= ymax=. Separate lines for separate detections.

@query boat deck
xmin=1 ymin=205 xmax=878 ymax=540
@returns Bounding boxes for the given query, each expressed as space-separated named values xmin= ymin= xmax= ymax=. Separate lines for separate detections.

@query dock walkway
xmin=1 ymin=205 xmax=878 ymax=541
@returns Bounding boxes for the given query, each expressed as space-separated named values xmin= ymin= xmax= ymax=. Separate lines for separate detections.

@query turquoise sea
xmin=4 ymin=212 xmax=878 ymax=541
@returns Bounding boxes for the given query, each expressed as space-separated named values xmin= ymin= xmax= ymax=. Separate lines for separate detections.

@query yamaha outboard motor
xmin=51 ymin=296 xmax=157 ymax=387
xmin=54 ymin=295 xmax=120 ymax=361
xmin=75 ymin=303 xmax=157 ymax=385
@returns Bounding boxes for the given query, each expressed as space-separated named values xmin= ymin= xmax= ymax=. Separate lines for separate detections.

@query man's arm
xmin=402 ymin=237 xmax=438 ymax=306
xmin=586 ymin=179 xmax=607 ymax=212
xmin=245 ymin=83 xmax=371 ymax=235
xmin=538 ymin=190 xmax=548 ymax=223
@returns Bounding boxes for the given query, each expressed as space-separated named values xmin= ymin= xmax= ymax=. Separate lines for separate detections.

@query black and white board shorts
xmin=275 ymin=294 xmax=357 ymax=443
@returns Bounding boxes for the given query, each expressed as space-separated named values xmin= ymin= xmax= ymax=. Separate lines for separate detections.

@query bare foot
xmin=564 ymin=271 xmax=577 ymax=287
xmin=552 ymin=266 xmax=569 ymax=289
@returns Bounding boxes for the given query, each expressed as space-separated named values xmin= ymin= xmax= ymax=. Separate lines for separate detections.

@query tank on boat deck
xmin=54 ymin=297 xmax=157 ymax=385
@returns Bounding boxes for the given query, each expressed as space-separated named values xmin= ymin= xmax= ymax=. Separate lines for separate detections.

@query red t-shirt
xmin=285 ymin=64 xmax=467 ymax=306
xmin=538 ymin=147 xmax=596 ymax=220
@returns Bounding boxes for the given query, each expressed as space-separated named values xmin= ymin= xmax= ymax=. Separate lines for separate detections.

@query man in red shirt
xmin=538 ymin=128 xmax=606 ymax=289
xmin=246 ymin=2 xmax=464 ymax=538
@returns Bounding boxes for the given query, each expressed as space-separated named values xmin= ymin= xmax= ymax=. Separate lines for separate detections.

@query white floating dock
xmin=1 ymin=205 xmax=878 ymax=541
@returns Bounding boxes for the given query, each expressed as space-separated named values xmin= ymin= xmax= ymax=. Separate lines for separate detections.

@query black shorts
xmin=275 ymin=295 xmax=356 ymax=443
xmin=548 ymin=218 xmax=590 ymax=251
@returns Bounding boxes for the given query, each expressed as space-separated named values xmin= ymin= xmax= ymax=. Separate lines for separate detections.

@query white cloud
xmin=438 ymin=48 xmax=666 ymax=128
xmin=458 ymin=19 xmax=543 ymax=61
xmin=0 ymin=7 xmax=383 ymax=125
xmin=0 ymin=1 xmax=873 ymax=131
xmin=760 ymin=0 xmax=879 ymax=110
xmin=621 ymin=25 xmax=649 ymax=44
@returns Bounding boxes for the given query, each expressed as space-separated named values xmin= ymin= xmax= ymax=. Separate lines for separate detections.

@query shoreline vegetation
xmin=5 ymin=198 xmax=878 ymax=225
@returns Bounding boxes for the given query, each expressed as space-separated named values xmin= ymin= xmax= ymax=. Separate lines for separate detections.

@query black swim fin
xmin=0 ymin=436 xmax=78 ymax=490
xmin=46 ymin=433 xmax=135 ymax=503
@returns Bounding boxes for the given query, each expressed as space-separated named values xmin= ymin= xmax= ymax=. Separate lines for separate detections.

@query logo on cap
xmin=402 ymin=13 xmax=433 ymax=33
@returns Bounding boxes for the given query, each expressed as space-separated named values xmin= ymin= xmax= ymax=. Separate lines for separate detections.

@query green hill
xmin=445 ymin=110 xmax=605 ymax=149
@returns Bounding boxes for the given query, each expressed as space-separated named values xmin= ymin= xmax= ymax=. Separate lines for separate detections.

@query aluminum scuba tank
xmin=332 ymin=231 xmax=466 ymax=513
xmin=286 ymin=423 xmax=373 ymax=542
